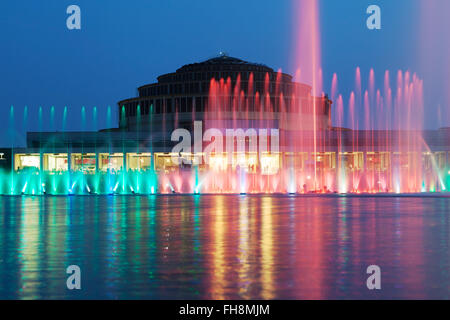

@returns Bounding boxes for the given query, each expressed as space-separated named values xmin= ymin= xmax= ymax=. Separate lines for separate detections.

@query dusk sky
xmin=1 ymin=0 xmax=448 ymax=147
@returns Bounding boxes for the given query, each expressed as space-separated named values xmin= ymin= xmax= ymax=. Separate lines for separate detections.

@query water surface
xmin=0 ymin=195 xmax=449 ymax=299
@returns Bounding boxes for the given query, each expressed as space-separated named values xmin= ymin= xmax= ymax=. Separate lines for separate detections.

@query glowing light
xmin=260 ymin=154 xmax=280 ymax=175
xmin=209 ymin=155 xmax=228 ymax=171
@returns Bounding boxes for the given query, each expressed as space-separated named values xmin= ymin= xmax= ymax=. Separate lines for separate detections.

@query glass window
xmin=260 ymin=153 xmax=280 ymax=175
xmin=15 ymin=154 xmax=40 ymax=171
xmin=99 ymin=153 xmax=124 ymax=172
xmin=127 ymin=153 xmax=152 ymax=171
xmin=366 ymin=152 xmax=390 ymax=171
xmin=313 ymin=152 xmax=336 ymax=170
xmin=338 ymin=152 xmax=364 ymax=170
xmin=44 ymin=153 xmax=68 ymax=171
xmin=154 ymin=153 xmax=191 ymax=172
xmin=71 ymin=153 xmax=96 ymax=173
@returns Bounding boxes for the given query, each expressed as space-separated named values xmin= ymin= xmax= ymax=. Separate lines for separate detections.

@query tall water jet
xmin=9 ymin=106 xmax=15 ymax=194
xmin=62 ymin=106 xmax=68 ymax=131
xmin=38 ymin=106 xmax=43 ymax=132
xmin=106 ymin=106 xmax=112 ymax=129
xmin=81 ymin=106 xmax=86 ymax=131
xmin=93 ymin=106 xmax=98 ymax=131
xmin=50 ymin=106 xmax=55 ymax=131
xmin=293 ymin=0 xmax=323 ymax=190
xmin=23 ymin=106 xmax=28 ymax=139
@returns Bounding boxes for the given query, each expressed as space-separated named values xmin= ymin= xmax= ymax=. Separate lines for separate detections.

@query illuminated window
xmin=15 ymin=154 xmax=40 ymax=171
xmin=44 ymin=153 xmax=68 ymax=171
xmin=154 ymin=153 xmax=180 ymax=172
xmin=313 ymin=152 xmax=336 ymax=170
xmin=71 ymin=153 xmax=96 ymax=173
xmin=99 ymin=153 xmax=124 ymax=172
xmin=127 ymin=153 xmax=152 ymax=171
xmin=393 ymin=152 xmax=416 ymax=170
xmin=434 ymin=152 xmax=446 ymax=169
xmin=422 ymin=152 xmax=446 ymax=170
xmin=246 ymin=153 xmax=258 ymax=173
xmin=284 ymin=153 xmax=295 ymax=168
xmin=260 ymin=153 xmax=280 ymax=175
xmin=339 ymin=152 xmax=364 ymax=170
xmin=232 ymin=152 xmax=258 ymax=173
xmin=209 ymin=153 xmax=228 ymax=172
xmin=366 ymin=152 xmax=390 ymax=171
xmin=284 ymin=152 xmax=309 ymax=170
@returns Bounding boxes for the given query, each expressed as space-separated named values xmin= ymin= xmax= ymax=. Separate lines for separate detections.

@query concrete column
xmin=40 ymin=152 xmax=44 ymax=174
xmin=12 ymin=150 xmax=16 ymax=172
xmin=95 ymin=153 xmax=99 ymax=172
xmin=67 ymin=149 xmax=72 ymax=194
xmin=67 ymin=150 xmax=72 ymax=172
xmin=446 ymin=151 xmax=449 ymax=169
xmin=363 ymin=151 xmax=367 ymax=173
xmin=151 ymin=152 xmax=155 ymax=172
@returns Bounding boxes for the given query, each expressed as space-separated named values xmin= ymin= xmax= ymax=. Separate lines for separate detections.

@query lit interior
xmin=15 ymin=154 xmax=40 ymax=171
xmin=366 ymin=152 xmax=390 ymax=171
xmin=99 ymin=153 xmax=124 ymax=172
xmin=339 ymin=152 xmax=364 ymax=170
xmin=71 ymin=153 xmax=96 ymax=173
xmin=260 ymin=153 xmax=280 ymax=175
xmin=44 ymin=154 xmax=68 ymax=171
xmin=209 ymin=154 xmax=228 ymax=171
xmin=127 ymin=153 xmax=152 ymax=171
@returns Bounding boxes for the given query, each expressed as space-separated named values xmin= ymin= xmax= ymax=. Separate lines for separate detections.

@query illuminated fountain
xmin=1 ymin=62 xmax=448 ymax=196
xmin=1 ymin=0 xmax=449 ymax=195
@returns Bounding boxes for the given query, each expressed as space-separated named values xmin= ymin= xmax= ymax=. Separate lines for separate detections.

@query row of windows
xmin=13 ymin=151 xmax=449 ymax=173
xmin=182 ymin=64 xmax=269 ymax=73
xmin=139 ymin=80 xmax=297 ymax=97
xmin=160 ymin=71 xmax=287 ymax=83
xmin=122 ymin=97 xmax=328 ymax=117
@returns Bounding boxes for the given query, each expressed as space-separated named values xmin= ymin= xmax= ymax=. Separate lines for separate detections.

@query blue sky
xmin=0 ymin=0 xmax=447 ymax=147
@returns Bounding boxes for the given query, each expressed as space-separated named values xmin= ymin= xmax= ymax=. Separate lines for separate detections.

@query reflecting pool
xmin=0 ymin=195 xmax=449 ymax=299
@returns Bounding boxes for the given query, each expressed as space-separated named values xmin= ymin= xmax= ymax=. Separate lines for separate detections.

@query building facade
xmin=118 ymin=55 xmax=331 ymax=133
xmin=3 ymin=55 xmax=450 ymax=194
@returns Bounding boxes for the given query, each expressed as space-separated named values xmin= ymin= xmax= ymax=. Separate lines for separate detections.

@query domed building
xmin=118 ymin=54 xmax=331 ymax=134
xmin=5 ymin=55 xmax=449 ymax=195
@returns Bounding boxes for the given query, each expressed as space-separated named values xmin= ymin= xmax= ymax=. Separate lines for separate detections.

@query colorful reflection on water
xmin=0 ymin=195 xmax=449 ymax=299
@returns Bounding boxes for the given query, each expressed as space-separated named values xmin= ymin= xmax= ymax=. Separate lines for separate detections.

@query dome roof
xmin=176 ymin=54 xmax=274 ymax=73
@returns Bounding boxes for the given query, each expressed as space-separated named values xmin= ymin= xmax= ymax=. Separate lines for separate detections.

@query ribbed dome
xmin=176 ymin=54 xmax=273 ymax=73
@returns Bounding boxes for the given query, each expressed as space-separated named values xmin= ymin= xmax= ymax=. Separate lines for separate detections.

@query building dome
xmin=175 ymin=54 xmax=274 ymax=72
xmin=154 ymin=54 xmax=292 ymax=85
xmin=118 ymin=55 xmax=330 ymax=132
